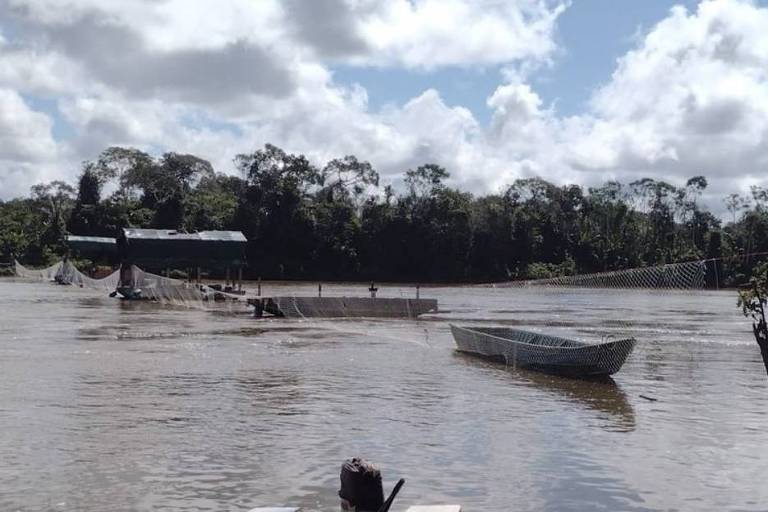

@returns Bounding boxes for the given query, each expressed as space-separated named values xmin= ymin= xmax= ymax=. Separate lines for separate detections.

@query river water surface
xmin=1 ymin=280 xmax=766 ymax=511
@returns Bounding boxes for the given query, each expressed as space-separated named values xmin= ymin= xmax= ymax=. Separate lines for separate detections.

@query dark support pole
xmin=257 ymin=277 xmax=262 ymax=296
xmin=416 ymin=284 xmax=420 ymax=299
xmin=318 ymin=283 xmax=322 ymax=297
xmin=238 ymin=266 xmax=242 ymax=292
xmin=118 ymin=262 xmax=129 ymax=287
xmin=751 ymin=282 xmax=768 ymax=375
xmin=197 ymin=266 xmax=201 ymax=285
xmin=226 ymin=266 xmax=231 ymax=287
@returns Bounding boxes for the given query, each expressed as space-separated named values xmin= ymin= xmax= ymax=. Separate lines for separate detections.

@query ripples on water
xmin=1 ymin=281 xmax=767 ymax=511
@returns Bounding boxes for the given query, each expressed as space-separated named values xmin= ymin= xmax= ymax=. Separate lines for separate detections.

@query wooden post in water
xmin=318 ymin=283 xmax=322 ymax=297
xmin=238 ymin=266 xmax=243 ymax=292
xmin=257 ymin=277 xmax=262 ymax=296
xmin=225 ymin=266 xmax=231 ymax=287
xmin=416 ymin=284 xmax=420 ymax=299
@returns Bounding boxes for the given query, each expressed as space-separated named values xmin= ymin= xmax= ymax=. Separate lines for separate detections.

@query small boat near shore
xmin=450 ymin=325 xmax=635 ymax=378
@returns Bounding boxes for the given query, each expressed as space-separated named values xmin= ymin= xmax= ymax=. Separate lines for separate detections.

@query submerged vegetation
xmin=2 ymin=143 xmax=768 ymax=284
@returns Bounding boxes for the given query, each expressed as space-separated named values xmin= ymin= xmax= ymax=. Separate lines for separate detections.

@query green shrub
xmin=169 ymin=269 xmax=189 ymax=280
xmin=524 ymin=258 xmax=576 ymax=280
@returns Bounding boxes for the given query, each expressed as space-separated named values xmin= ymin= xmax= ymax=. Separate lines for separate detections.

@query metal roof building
xmin=65 ymin=235 xmax=118 ymax=255
xmin=117 ymin=229 xmax=247 ymax=268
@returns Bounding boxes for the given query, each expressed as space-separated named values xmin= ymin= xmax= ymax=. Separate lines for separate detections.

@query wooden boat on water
xmin=450 ymin=325 xmax=636 ymax=377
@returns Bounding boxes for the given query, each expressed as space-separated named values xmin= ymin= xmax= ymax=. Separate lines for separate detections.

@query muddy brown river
xmin=0 ymin=280 xmax=766 ymax=511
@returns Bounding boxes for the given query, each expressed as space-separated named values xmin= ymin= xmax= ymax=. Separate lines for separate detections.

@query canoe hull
xmin=451 ymin=325 xmax=635 ymax=377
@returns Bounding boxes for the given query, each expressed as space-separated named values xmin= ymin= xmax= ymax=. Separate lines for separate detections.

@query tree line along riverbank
xmin=2 ymin=144 xmax=767 ymax=284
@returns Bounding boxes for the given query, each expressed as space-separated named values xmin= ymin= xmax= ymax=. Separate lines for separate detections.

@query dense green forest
xmin=2 ymin=144 xmax=768 ymax=284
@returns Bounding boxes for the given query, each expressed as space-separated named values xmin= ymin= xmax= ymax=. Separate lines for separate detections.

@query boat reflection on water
xmin=453 ymin=352 xmax=636 ymax=432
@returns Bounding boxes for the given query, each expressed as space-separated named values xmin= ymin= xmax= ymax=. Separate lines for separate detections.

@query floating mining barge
xmin=248 ymin=296 xmax=438 ymax=318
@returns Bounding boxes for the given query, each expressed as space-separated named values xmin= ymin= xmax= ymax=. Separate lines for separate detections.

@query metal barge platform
xmin=248 ymin=296 xmax=438 ymax=318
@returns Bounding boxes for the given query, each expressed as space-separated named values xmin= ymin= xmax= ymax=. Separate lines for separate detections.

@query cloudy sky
xmin=1 ymin=0 xmax=768 ymax=213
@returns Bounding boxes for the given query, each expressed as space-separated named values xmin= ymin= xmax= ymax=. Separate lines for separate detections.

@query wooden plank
xmin=406 ymin=506 xmax=462 ymax=512
xmin=246 ymin=504 xmax=460 ymax=512
xmin=246 ymin=508 xmax=299 ymax=512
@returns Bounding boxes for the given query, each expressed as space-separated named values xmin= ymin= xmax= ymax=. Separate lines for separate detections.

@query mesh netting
xmin=451 ymin=325 xmax=636 ymax=377
xmin=15 ymin=260 xmax=120 ymax=291
xmin=14 ymin=260 xmax=65 ymax=282
xmin=448 ymin=259 xmax=717 ymax=375
xmin=11 ymin=256 xmax=745 ymax=376
xmin=490 ymin=260 xmax=708 ymax=290
xmin=122 ymin=265 xmax=247 ymax=306
xmin=14 ymin=260 xmax=248 ymax=309
xmin=256 ymin=296 xmax=437 ymax=319
xmin=250 ymin=285 xmax=441 ymax=348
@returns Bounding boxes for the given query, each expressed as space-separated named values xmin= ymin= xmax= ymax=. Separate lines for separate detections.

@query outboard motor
xmin=339 ymin=458 xmax=404 ymax=512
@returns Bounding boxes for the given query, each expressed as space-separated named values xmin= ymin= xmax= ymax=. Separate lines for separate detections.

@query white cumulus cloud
xmin=566 ymin=0 xmax=768 ymax=205
xmin=0 ymin=88 xmax=64 ymax=197
xmin=355 ymin=0 xmax=566 ymax=69
xmin=1 ymin=0 xmax=768 ymax=218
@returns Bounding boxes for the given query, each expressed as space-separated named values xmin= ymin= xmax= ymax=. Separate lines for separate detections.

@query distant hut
xmin=65 ymin=235 xmax=118 ymax=274
xmin=65 ymin=235 xmax=118 ymax=256
xmin=117 ymin=228 xmax=248 ymax=289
